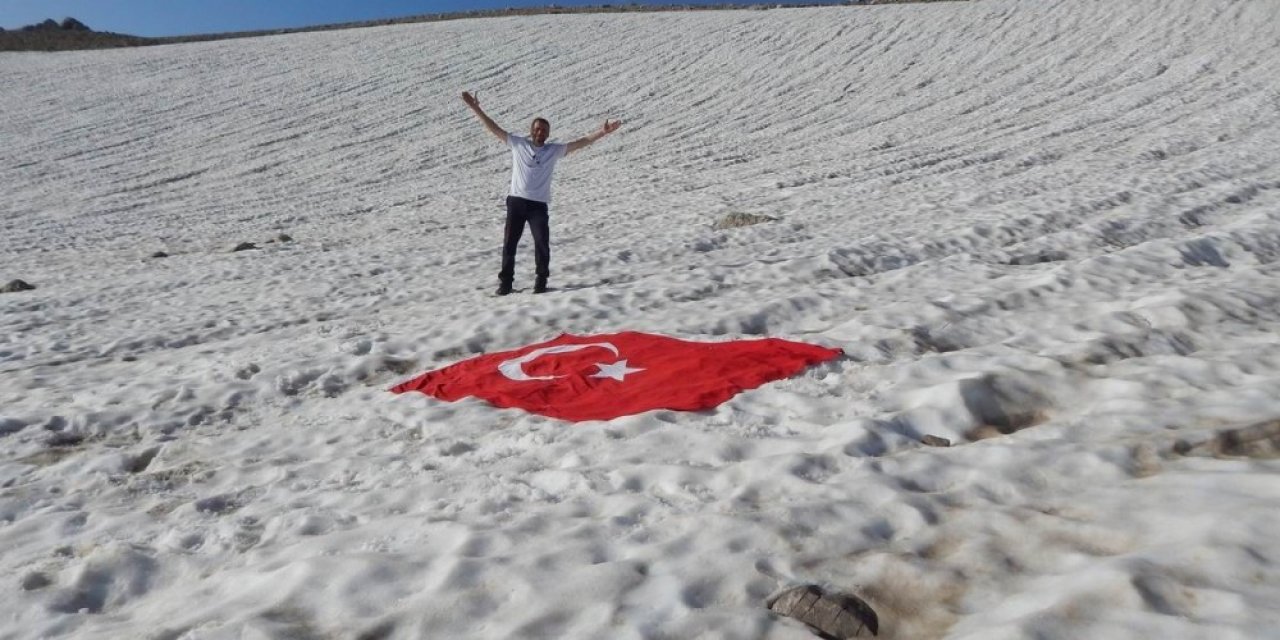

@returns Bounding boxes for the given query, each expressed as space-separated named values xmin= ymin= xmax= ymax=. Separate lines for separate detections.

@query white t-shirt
xmin=507 ymin=134 xmax=567 ymax=204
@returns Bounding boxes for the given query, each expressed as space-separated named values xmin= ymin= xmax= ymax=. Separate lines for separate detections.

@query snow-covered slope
xmin=3 ymin=0 xmax=1280 ymax=637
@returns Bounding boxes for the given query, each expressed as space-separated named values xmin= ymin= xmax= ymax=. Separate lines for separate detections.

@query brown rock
xmin=1216 ymin=420 xmax=1280 ymax=457
xmin=714 ymin=211 xmax=776 ymax=230
xmin=232 ymin=242 xmax=257 ymax=252
xmin=768 ymin=584 xmax=879 ymax=638
xmin=920 ymin=434 xmax=951 ymax=447
xmin=1175 ymin=419 xmax=1280 ymax=459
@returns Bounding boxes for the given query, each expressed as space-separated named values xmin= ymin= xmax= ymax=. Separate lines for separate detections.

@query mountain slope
xmin=2 ymin=0 xmax=1279 ymax=638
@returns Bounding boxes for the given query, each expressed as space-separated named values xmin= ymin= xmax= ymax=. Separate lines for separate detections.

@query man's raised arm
xmin=566 ymin=119 xmax=623 ymax=155
xmin=462 ymin=91 xmax=508 ymax=145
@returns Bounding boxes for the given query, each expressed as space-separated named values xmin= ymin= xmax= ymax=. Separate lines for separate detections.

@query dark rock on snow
xmin=2 ymin=279 xmax=36 ymax=293
xmin=1007 ymin=250 xmax=1069 ymax=266
xmin=20 ymin=572 xmax=53 ymax=591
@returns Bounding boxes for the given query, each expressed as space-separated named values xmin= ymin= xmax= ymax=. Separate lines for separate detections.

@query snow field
xmin=2 ymin=0 xmax=1280 ymax=637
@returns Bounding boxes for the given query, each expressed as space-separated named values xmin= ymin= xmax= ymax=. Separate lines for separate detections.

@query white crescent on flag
xmin=498 ymin=342 xmax=623 ymax=381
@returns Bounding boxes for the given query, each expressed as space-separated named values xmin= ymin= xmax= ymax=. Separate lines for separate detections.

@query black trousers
xmin=499 ymin=195 xmax=550 ymax=285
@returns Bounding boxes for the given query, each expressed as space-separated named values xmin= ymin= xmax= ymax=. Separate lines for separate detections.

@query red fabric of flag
xmin=391 ymin=331 xmax=842 ymax=421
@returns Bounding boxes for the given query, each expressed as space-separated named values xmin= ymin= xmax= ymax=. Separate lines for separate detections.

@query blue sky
xmin=1 ymin=0 xmax=837 ymax=37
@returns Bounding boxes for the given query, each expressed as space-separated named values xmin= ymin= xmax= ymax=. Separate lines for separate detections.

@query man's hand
xmin=462 ymin=90 xmax=507 ymax=144
xmin=567 ymin=119 xmax=623 ymax=155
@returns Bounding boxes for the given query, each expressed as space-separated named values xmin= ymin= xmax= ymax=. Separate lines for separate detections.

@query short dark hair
xmin=531 ymin=117 xmax=550 ymax=129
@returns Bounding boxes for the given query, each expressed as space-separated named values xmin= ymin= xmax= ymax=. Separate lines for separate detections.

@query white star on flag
xmin=590 ymin=359 xmax=645 ymax=381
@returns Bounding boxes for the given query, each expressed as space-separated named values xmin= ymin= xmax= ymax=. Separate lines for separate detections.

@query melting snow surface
xmin=2 ymin=0 xmax=1280 ymax=637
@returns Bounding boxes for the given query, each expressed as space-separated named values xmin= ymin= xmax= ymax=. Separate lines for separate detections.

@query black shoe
xmin=495 ymin=283 xmax=513 ymax=296
xmin=533 ymin=277 xmax=548 ymax=294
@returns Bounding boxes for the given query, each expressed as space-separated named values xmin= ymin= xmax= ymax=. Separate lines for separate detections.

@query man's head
xmin=530 ymin=118 xmax=550 ymax=146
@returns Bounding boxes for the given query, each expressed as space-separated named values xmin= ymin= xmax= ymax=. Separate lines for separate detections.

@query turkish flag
xmin=390 ymin=332 xmax=842 ymax=421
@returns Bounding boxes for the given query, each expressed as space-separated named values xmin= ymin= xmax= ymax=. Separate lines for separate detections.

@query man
xmin=462 ymin=91 xmax=622 ymax=295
